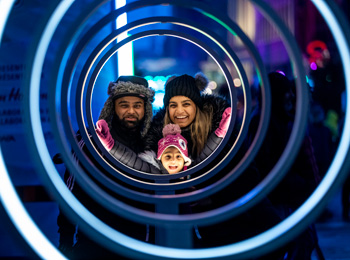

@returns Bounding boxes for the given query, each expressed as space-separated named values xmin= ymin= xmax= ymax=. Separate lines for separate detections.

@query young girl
xmin=156 ymin=124 xmax=191 ymax=174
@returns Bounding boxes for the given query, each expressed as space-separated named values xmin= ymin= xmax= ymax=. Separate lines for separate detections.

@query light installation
xmin=0 ymin=0 xmax=349 ymax=259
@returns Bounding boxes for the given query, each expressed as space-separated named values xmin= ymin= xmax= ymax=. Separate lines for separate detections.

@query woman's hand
xmin=96 ymin=119 xmax=114 ymax=151
xmin=215 ymin=107 xmax=231 ymax=138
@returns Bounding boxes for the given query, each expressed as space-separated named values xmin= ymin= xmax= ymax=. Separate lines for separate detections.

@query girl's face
xmin=168 ymin=96 xmax=197 ymax=128
xmin=161 ymin=147 xmax=184 ymax=174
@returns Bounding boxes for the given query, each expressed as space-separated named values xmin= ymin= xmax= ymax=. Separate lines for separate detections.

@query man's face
xmin=114 ymin=96 xmax=145 ymax=129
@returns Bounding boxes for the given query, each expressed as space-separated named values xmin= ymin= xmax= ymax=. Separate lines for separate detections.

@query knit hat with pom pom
xmin=163 ymin=72 xmax=209 ymax=109
xmin=157 ymin=124 xmax=191 ymax=166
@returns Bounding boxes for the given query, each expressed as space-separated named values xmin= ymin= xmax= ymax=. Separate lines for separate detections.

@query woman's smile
xmin=174 ymin=115 xmax=189 ymax=123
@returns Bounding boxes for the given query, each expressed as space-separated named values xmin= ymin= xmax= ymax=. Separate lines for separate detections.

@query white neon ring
xmin=0 ymin=0 xmax=349 ymax=259
xmin=0 ymin=2 xmax=67 ymax=259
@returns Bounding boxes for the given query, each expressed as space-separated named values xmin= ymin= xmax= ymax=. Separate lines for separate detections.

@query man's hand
xmin=215 ymin=107 xmax=232 ymax=138
xmin=96 ymin=120 xmax=114 ymax=151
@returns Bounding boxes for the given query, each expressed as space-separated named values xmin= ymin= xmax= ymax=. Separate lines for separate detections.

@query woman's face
xmin=168 ymin=96 xmax=197 ymax=128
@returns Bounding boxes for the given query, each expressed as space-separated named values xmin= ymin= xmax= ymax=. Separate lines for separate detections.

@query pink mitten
xmin=215 ymin=107 xmax=232 ymax=138
xmin=96 ymin=120 xmax=114 ymax=151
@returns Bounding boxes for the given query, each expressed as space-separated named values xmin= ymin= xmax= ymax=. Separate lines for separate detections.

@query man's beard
xmin=122 ymin=116 xmax=140 ymax=129
xmin=113 ymin=114 xmax=144 ymax=131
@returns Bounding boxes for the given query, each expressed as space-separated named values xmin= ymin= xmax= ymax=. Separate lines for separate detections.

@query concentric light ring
xmin=0 ymin=0 xmax=349 ymax=259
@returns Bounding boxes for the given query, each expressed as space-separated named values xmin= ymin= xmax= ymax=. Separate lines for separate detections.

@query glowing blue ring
xmin=56 ymin=15 xmax=245 ymax=185
xmin=60 ymin=29 xmax=251 ymax=224
xmin=74 ymin=29 xmax=245 ymax=208
xmin=23 ymin=0 xmax=288 ymax=256
xmin=79 ymin=30 xmax=237 ymax=183
xmin=13 ymin=1 xmax=250 ymax=243
xmin=31 ymin=0 xmax=286 ymax=258
xmin=75 ymin=19 xmax=249 ymax=185
xmin=55 ymin=11 xmax=270 ymax=207
xmin=54 ymin=12 xmax=277 ymax=226
xmin=49 ymin=1 xmax=267 ymax=193
xmin=16 ymin=1 xmax=272 ymax=258
xmin=50 ymin=11 xmax=270 ymax=217
xmin=6 ymin=1 xmax=350 ymax=260
xmin=46 ymin=4 xmax=272 ymax=230
xmin=28 ymin=0 xmax=302 ymax=252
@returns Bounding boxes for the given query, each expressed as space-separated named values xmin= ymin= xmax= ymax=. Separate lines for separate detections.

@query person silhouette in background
xmin=248 ymin=72 xmax=321 ymax=259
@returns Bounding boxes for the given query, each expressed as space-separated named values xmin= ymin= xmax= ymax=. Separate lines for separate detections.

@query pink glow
xmin=310 ymin=62 xmax=317 ymax=70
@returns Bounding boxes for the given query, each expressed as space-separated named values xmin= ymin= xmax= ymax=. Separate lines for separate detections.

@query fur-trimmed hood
xmin=143 ymin=94 xmax=229 ymax=155
xmin=98 ymin=80 xmax=155 ymax=137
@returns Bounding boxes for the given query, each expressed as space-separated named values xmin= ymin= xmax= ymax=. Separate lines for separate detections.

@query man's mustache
xmin=123 ymin=115 xmax=138 ymax=120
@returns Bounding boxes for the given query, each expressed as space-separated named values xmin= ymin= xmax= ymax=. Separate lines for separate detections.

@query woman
xmin=143 ymin=72 xmax=230 ymax=162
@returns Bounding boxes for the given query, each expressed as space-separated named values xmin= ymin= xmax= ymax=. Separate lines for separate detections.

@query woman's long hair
xmin=164 ymin=103 xmax=213 ymax=157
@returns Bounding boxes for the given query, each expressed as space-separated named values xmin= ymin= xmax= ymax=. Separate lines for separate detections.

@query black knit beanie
xmin=163 ymin=73 xmax=208 ymax=109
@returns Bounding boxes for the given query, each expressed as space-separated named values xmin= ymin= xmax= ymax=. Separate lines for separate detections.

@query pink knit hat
xmin=157 ymin=124 xmax=191 ymax=166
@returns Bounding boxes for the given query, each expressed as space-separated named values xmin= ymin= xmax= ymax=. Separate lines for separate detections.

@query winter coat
xmin=107 ymin=114 xmax=168 ymax=174
xmin=109 ymin=115 xmax=145 ymax=154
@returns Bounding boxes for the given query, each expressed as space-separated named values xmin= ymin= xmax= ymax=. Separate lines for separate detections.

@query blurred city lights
xmin=115 ymin=0 xmax=133 ymax=76
xmin=276 ymin=70 xmax=286 ymax=76
xmin=145 ymin=76 xmax=169 ymax=110
xmin=310 ymin=62 xmax=317 ymax=70
xmin=208 ymin=81 xmax=217 ymax=89
xmin=233 ymin=78 xmax=242 ymax=87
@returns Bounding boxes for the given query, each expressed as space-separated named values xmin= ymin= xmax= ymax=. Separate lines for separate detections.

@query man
xmin=98 ymin=75 xmax=154 ymax=154
xmin=97 ymin=76 xmax=171 ymax=174
xmin=56 ymin=76 xmax=155 ymax=259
